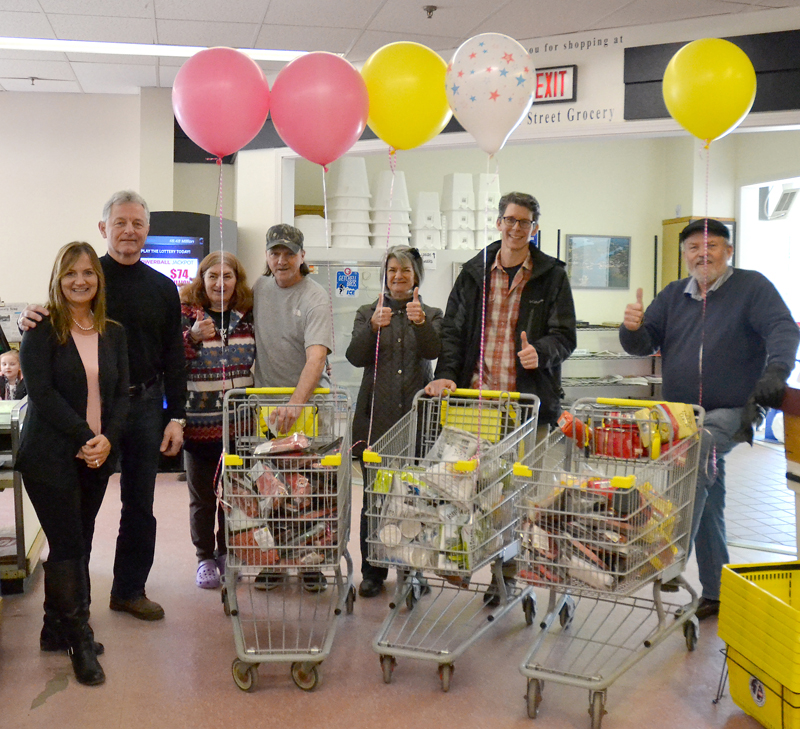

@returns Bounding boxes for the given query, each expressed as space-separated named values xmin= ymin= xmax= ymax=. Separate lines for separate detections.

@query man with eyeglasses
xmin=620 ymin=217 xmax=798 ymax=620
xmin=426 ymin=191 xmax=577 ymax=605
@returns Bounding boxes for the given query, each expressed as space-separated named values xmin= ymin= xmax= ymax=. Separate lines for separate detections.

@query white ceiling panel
xmin=65 ymin=52 xmax=159 ymax=65
xmin=346 ymin=29 xmax=457 ymax=61
xmin=254 ymin=25 xmax=362 ymax=53
xmin=71 ymin=60 xmax=157 ymax=93
xmin=39 ymin=0 xmax=154 ymax=18
xmin=0 ymin=0 xmax=40 ymax=10
xmin=367 ymin=0 xmax=495 ymax=38
xmin=0 ymin=49 xmax=68 ymax=61
xmin=157 ymin=63 xmax=180 ymax=87
xmin=263 ymin=0 xmax=386 ymax=28
xmin=0 ymin=77 xmax=80 ymax=92
xmin=47 ymin=14 xmax=156 ymax=43
xmin=599 ymin=0 xmax=747 ymax=29
xmin=155 ymin=19 xmax=260 ymax=48
xmin=0 ymin=11 xmax=58 ymax=38
xmin=155 ymin=0 xmax=271 ymax=24
xmin=0 ymin=58 xmax=74 ymax=80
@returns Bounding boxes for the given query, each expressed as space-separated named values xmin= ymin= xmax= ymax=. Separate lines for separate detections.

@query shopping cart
xmin=362 ymin=388 xmax=540 ymax=691
xmin=220 ymin=387 xmax=354 ymax=692
xmin=514 ymin=397 xmax=704 ymax=727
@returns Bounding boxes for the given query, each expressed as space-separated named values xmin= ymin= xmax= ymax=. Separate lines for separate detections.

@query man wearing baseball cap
xmin=251 ymin=223 xmax=334 ymax=593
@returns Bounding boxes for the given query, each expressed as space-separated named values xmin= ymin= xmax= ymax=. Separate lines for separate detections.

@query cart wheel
xmin=526 ymin=678 xmax=543 ymax=719
xmin=589 ymin=691 xmax=606 ymax=729
xmin=438 ymin=663 xmax=453 ymax=692
xmin=380 ymin=655 xmax=396 ymax=684
xmin=231 ymin=659 xmax=258 ymax=692
xmin=523 ymin=595 xmax=536 ymax=626
xmin=291 ymin=662 xmax=320 ymax=691
xmin=346 ymin=585 xmax=356 ymax=615
xmin=221 ymin=586 xmax=231 ymax=617
xmin=683 ymin=618 xmax=699 ymax=652
xmin=559 ymin=597 xmax=575 ymax=629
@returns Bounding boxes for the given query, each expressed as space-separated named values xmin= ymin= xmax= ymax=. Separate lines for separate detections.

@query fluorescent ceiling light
xmin=0 ymin=36 xmax=305 ymax=62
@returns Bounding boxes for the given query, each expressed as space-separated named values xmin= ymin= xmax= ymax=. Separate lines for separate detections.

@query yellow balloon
xmin=663 ymin=38 xmax=756 ymax=143
xmin=361 ymin=42 xmax=452 ymax=150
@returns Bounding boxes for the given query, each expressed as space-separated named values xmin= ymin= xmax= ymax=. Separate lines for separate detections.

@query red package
xmin=227 ymin=482 xmax=261 ymax=519
xmin=229 ymin=529 xmax=280 ymax=566
xmin=255 ymin=433 xmax=311 ymax=455
xmin=283 ymin=471 xmax=312 ymax=509
xmin=594 ymin=423 xmax=645 ymax=459
xmin=250 ymin=462 xmax=288 ymax=510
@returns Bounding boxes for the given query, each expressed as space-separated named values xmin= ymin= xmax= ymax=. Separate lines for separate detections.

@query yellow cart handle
xmin=595 ymin=397 xmax=666 ymax=408
xmin=245 ymin=387 xmax=331 ymax=396
xmin=443 ymin=388 xmax=521 ymax=400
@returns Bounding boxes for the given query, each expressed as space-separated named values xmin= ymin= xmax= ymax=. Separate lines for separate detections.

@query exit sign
xmin=533 ymin=65 xmax=577 ymax=104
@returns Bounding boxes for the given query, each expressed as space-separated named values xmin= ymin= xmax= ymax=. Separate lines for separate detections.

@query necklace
xmin=72 ymin=316 xmax=95 ymax=332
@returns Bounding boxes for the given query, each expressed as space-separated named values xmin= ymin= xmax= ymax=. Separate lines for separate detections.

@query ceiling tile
xmin=598 ymin=0 xmax=746 ymax=29
xmin=0 ymin=58 xmax=74 ymax=81
xmin=71 ymin=59 xmax=157 ymax=93
xmin=0 ymin=11 xmax=58 ymax=38
xmin=155 ymin=0 xmax=271 ymax=23
xmin=263 ymin=0 xmax=385 ymax=28
xmin=254 ymin=25 xmax=362 ymax=53
xmin=367 ymin=0 xmax=493 ymax=37
xmin=0 ymin=77 xmax=81 ymax=92
xmin=48 ymin=14 xmax=156 ymax=43
xmin=345 ymin=29 xmax=457 ymax=61
xmin=0 ymin=0 xmax=40 ymax=10
xmin=157 ymin=63 xmax=180 ymax=87
xmin=0 ymin=49 xmax=68 ymax=61
xmin=38 ymin=0 xmax=154 ymax=18
xmin=156 ymin=19 xmax=260 ymax=47
xmin=65 ymin=51 xmax=158 ymax=64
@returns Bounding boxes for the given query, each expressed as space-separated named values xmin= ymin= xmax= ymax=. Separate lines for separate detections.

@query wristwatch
xmin=170 ymin=418 xmax=186 ymax=428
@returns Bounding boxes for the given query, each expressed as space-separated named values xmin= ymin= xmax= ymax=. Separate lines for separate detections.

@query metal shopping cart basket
xmin=513 ymin=397 xmax=704 ymax=727
xmin=220 ymin=387 xmax=354 ymax=692
xmin=362 ymin=388 xmax=540 ymax=691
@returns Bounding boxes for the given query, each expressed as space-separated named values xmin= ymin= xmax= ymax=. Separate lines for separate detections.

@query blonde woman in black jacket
xmin=18 ymin=242 xmax=129 ymax=686
xmin=346 ymin=246 xmax=442 ymax=598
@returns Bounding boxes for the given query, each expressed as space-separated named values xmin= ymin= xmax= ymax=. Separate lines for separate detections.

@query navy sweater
xmin=619 ymin=269 xmax=798 ymax=411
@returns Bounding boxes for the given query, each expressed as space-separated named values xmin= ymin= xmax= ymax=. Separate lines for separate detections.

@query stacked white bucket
xmin=474 ymin=174 xmax=502 ymax=249
xmin=411 ymin=192 xmax=443 ymax=250
xmin=441 ymin=173 xmax=475 ymax=250
xmin=326 ymin=157 xmax=371 ymax=248
xmin=370 ymin=170 xmax=411 ymax=248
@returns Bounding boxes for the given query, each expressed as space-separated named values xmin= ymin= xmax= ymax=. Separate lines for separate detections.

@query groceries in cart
xmin=518 ymin=467 xmax=682 ymax=593
xmin=370 ymin=425 xmax=514 ymax=574
xmin=223 ymin=433 xmax=344 ymax=568
xmin=558 ymin=401 xmax=698 ymax=460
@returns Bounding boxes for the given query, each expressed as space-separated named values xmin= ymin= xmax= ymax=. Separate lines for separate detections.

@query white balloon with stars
xmin=446 ymin=33 xmax=535 ymax=156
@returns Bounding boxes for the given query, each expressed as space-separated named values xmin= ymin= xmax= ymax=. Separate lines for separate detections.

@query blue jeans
xmin=689 ymin=407 xmax=743 ymax=601
xmin=111 ymin=384 xmax=164 ymax=601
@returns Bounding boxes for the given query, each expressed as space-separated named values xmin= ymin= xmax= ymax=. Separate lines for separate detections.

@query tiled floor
xmin=0 ymin=444 xmax=795 ymax=729
xmin=726 ymin=438 xmax=797 ymax=553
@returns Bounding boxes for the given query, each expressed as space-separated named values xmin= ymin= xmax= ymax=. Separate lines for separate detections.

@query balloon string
xmin=366 ymin=149 xmax=397 ymax=449
xmin=698 ymin=144 xmax=711 ymax=408
xmin=213 ymin=155 xmax=230 ymax=392
xmin=321 ymin=167 xmax=339 ymax=394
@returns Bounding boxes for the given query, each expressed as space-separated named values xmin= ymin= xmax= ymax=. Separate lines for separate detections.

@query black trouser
xmin=25 ymin=463 xmax=108 ymax=564
xmin=185 ymin=446 xmax=226 ymax=561
xmin=359 ymin=455 xmax=388 ymax=582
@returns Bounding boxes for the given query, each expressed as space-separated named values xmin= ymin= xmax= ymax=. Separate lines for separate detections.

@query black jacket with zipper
xmin=434 ymin=240 xmax=577 ymax=426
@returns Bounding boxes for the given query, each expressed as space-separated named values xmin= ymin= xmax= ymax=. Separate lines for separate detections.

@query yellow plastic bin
xmin=720 ymin=562 xmax=800 ymax=693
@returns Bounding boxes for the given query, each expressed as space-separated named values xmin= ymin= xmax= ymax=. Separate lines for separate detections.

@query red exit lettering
xmin=535 ymin=69 xmax=568 ymax=100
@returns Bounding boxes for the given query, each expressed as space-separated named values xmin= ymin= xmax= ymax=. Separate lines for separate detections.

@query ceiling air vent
xmin=759 ymin=185 xmax=800 ymax=220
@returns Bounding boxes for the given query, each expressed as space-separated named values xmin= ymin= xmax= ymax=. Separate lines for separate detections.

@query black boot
xmin=41 ymin=560 xmax=104 ymax=655
xmin=45 ymin=559 xmax=105 ymax=686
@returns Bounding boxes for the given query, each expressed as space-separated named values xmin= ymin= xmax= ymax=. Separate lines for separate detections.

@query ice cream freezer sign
xmin=335 ymin=268 xmax=360 ymax=298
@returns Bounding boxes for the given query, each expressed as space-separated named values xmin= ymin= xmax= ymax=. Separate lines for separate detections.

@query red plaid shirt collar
xmin=470 ymin=252 xmax=533 ymax=391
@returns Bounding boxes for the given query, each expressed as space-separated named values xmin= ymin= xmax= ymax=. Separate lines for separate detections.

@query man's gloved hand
xmin=752 ymin=362 xmax=791 ymax=410
xmin=733 ymin=396 xmax=767 ymax=445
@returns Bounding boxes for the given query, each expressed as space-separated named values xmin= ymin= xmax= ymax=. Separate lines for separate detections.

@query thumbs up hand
xmin=370 ymin=293 xmax=393 ymax=331
xmin=518 ymin=331 xmax=539 ymax=370
xmin=405 ymin=287 xmax=426 ymax=325
xmin=190 ymin=309 xmax=216 ymax=342
xmin=623 ymin=288 xmax=645 ymax=331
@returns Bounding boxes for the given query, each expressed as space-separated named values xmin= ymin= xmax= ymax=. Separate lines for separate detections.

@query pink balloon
xmin=173 ymin=47 xmax=271 ymax=158
xmin=270 ymin=52 xmax=369 ymax=167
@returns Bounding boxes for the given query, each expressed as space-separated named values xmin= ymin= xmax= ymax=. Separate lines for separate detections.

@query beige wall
xmin=0 ymin=92 xmax=141 ymax=305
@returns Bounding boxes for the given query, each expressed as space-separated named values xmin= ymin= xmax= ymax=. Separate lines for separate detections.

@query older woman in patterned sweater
xmin=180 ymin=251 xmax=256 ymax=589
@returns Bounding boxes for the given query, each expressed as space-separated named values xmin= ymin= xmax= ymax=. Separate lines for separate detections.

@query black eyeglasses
xmin=500 ymin=216 xmax=534 ymax=230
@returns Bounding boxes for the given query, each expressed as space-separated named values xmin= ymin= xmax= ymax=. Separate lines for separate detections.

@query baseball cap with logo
xmin=266 ymin=224 xmax=304 ymax=254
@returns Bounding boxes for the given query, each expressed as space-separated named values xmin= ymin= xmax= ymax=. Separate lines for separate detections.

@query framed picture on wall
xmin=565 ymin=235 xmax=631 ymax=289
